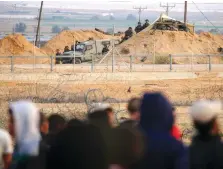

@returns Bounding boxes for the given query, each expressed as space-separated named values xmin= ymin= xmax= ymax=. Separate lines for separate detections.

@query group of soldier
xmin=120 ymin=19 xmax=150 ymax=44
xmin=56 ymin=41 xmax=81 ymax=56
xmin=135 ymin=19 xmax=150 ymax=33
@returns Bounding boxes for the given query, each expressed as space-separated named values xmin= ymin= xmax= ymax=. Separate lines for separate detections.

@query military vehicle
xmin=55 ymin=39 xmax=120 ymax=64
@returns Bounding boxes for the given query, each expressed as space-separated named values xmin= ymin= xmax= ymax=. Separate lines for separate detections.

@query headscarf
xmin=9 ymin=100 xmax=41 ymax=156
xmin=140 ymin=92 xmax=174 ymax=133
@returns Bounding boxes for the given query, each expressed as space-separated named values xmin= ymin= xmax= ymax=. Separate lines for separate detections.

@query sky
xmin=3 ymin=1 xmax=223 ymax=11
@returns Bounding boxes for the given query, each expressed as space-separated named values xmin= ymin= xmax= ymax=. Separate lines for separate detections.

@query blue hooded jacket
xmin=136 ymin=93 xmax=188 ymax=169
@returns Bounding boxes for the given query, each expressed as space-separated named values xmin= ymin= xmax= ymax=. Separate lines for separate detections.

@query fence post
xmin=130 ymin=55 xmax=133 ymax=72
xmin=50 ymin=55 xmax=53 ymax=72
xmin=91 ymin=55 xmax=94 ymax=72
xmin=10 ymin=56 xmax=14 ymax=73
xmin=208 ymin=55 xmax=211 ymax=72
xmin=169 ymin=54 xmax=172 ymax=72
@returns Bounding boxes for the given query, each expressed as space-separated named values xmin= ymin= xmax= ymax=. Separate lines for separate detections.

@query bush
xmin=155 ymin=55 xmax=171 ymax=64
xmin=52 ymin=25 xmax=61 ymax=33
xmin=14 ymin=22 xmax=27 ymax=33
xmin=120 ymin=47 xmax=130 ymax=54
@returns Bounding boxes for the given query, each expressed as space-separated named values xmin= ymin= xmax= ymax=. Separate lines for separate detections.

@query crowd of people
xmin=0 ymin=92 xmax=222 ymax=169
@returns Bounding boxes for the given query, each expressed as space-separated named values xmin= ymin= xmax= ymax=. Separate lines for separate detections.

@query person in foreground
xmin=189 ymin=100 xmax=223 ymax=169
xmin=47 ymin=116 xmax=108 ymax=169
xmin=119 ymin=97 xmax=141 ymax=129
xmin=46 ymin=114 xmax=66 ymax=147
xmin=8 ymin=100 xmax=47 ymax=169
xmin=135 ymin=92 xmax=188 ymax=169
xmin=0 ymin=128 xmax=13 ymax=169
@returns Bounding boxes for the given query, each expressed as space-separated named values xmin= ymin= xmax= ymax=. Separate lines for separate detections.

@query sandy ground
xmin=0 ymin=72 xmax=222 ymax=143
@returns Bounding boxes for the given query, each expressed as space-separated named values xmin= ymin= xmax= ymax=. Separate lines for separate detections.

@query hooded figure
xmin=136 ymin=93 xmax=188 ymax=169
xmin=9 ymin=100 xmax=47 ymax=169
xmin=189 ymin=100 xmax=223 ymax=169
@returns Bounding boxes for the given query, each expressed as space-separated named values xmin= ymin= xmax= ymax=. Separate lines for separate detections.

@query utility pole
xmin=12 ymin=4 xmax=17 ymax=34
xmin=35 ymin=1 xmax=43 ymax=47
xmin=184 ymin=1 xmax=188 ymax=24
xmin=160 ymin=2 xmax=175 ymax=16
xmin=133 ymin=6 xmax=147 ymax=23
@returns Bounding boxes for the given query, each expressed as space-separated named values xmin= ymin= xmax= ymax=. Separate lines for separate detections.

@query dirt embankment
xmin=0 ymin=34 xmax=49 ymax=64
xmin=120 ymin=31 xmax=222 ymax=54
xmin=41 ymin=30 xmax=120 ymax=55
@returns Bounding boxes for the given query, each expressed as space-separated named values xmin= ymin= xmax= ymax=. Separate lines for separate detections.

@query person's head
xmin=9 ymin=100 xmax=41 ymax=156
xmin=47 ymin=124 xmax=108 ymax=169
xmin=140 ymin=92 xmax=173 ymax=132
xmin=48 ymin=114 xmax=66 ymax=134
xmin=127 ymin=97 xmax=141 ymax=121
xmin=138 ymin=22 xmax=141 ymax=25
xmin=145 ymin=19 xmax=149 ymax=23
xmin=88 ymin=103 xmax=114 ymax=128
xmin=189 ymin=100 xmax=222 ymax=137
xmin=129 ymin=27 xmax=132 ymax=30
xmin=67 ymin=119 xmax=84 ymax=127
xmin=39 ymin=112 xmax=49 ymax=135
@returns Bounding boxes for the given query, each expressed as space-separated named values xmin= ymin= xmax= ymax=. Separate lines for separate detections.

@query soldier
xmin=64 ymin=46 xmax=70 ymax=52
xmin=124 ymin=27 xmax=133 ymax=39
xmin=102 ymin=44 xmax=109 ymax=55
xmin=56 ymin=49 xmax=61 ymax=56
xmin=142 ymin=19 xmax=150 ymax=30
xmin=135 ymin=22 xmax=142 ymax=33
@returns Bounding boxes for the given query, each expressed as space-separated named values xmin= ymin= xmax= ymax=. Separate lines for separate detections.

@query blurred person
xmin=118 ymin=97 xmax=145 ymax=168
xmin=189 ymin=100 xmax=223 ymax=169
xmin=109 ymin=128 xmax=141 ymax=169
xmin=171 ymin=107 xmax=182 ymax=140
xmin=46 ymin=114 xmax=66 ymax=147
xmin=135 ymin=22 xmax=142 ymax=33
xmin=135 ymin=92 xmax=188 ymax=169
xmin=67 ymin=119 xmax=84 ymax=127
xmin=55 ymin=49 xmax=61 ymax=56
xmin=63 ymin=46 xmax=70 ymax=53
xmin=8 ymin=100 xmax=47 ymax=169
xmin=119 ymin=97 xmax=141 ymax=129
xmin=47 ymin=124 xmax=108 ymax=169
xmin=102 ymin=44 xmax=109 ymax=55
xmin=88 ymin=103 xmax=114 ymax=128
xmin=39 ymin=112 xmax=49 ymax=141
xmin=0 ymin=129 xmax=13 ymax=169
xmin=142 ymin=19 xmax=150 ymax=30
xmin=120 ymin=27 xmax=133 ymax=43
xmin=88 ymin=103 xmax=143 ymax=168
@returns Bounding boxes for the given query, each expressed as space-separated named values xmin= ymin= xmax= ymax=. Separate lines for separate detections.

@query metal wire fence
xmin=0 ymin=54 xmax=222 ymax=73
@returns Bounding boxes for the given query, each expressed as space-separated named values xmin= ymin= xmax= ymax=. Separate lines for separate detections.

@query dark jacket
xmin=47 ymin=125 xmax=108 ymax=169
xmin=9 ymin=140 xmax=48 ymax=169
xmin=119 ymin=120 xmax=138 ymax=129
xmin=135 ymin=93 xmax=188 ymax=169
xmin=119 ymin=120 xmax=146 ymax=167
xmin=190 ymin=135 xmax=223 ymax=169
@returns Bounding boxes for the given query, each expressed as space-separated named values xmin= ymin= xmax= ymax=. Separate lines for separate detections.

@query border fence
xmin=0 ymin=54 xmax=222 ymax=73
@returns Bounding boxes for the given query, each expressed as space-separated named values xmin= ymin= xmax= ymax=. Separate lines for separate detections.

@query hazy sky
xmin=4 ymin=1 xmax=223 ymax=11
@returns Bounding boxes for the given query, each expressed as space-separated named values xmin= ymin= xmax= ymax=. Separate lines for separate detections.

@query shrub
xmin=155 ymin=55 xmax=171 ymax=64
xmin=120 ymin=47 xmax=130 ymax=54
